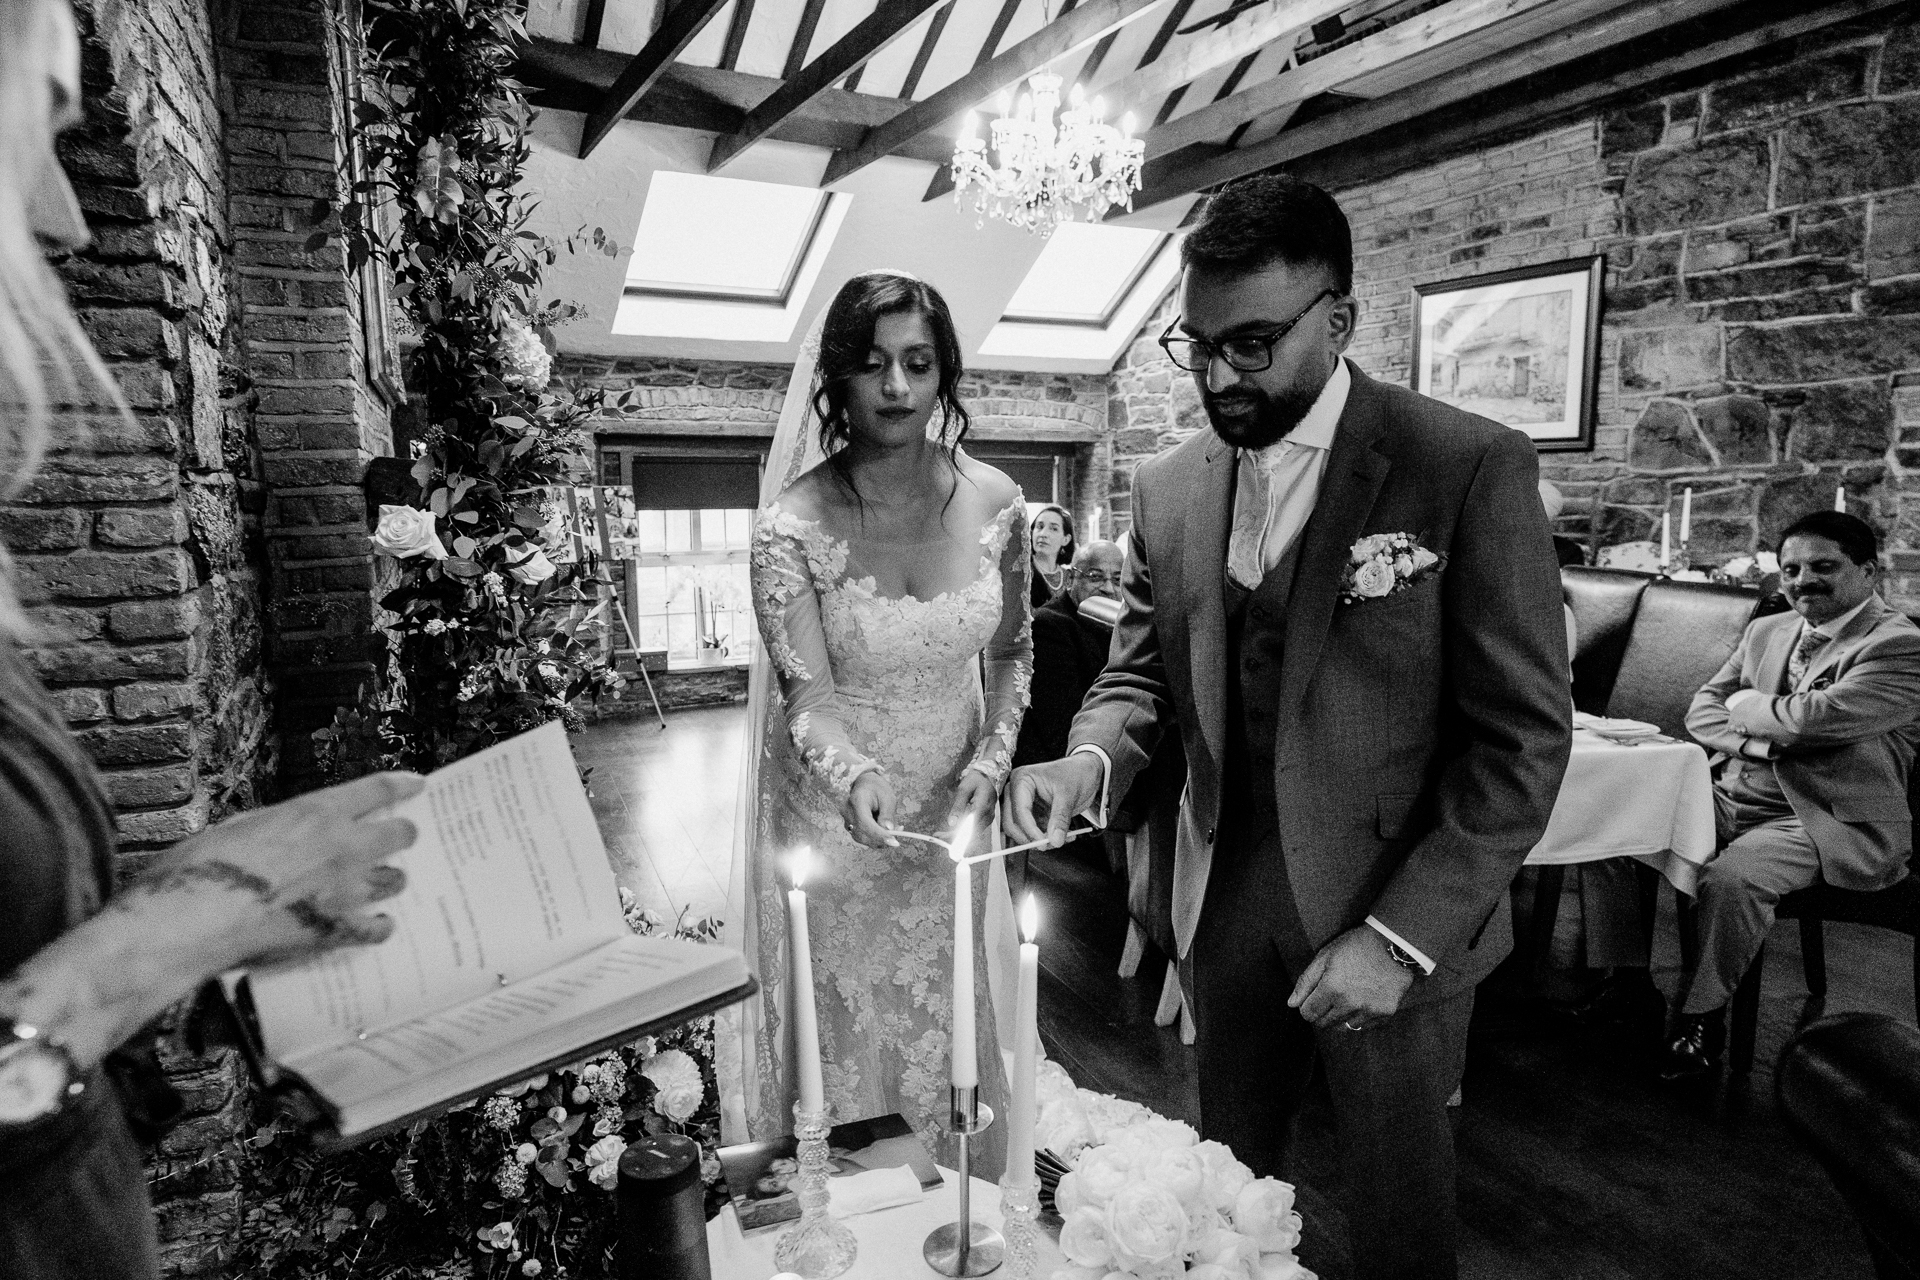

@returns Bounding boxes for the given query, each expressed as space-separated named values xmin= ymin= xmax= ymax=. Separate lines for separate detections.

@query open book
xmin=230 ymin=720 xmax=754 ymax=1143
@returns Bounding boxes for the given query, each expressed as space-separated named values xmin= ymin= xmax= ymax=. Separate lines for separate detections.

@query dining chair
xmin=1602 ymin=577 xmax=1763 ymax=738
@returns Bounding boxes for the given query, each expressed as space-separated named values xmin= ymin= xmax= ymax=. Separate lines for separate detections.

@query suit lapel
xmin=1279 ymin=373 xmax=1392 ymax=713
xmin=1803 ymin=596 xmax=1894 ymax=687
xmin=1754 ymin=614 xmax=1796 ymax=694
xmin=1184 ymin=435 xmax=1236 ymax=772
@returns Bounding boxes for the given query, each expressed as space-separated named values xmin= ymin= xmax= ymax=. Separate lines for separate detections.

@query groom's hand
xmin=1002 ymin=753 xmax=1104 ymax=848
xmin=1288 ymin=927 xmax=1416 ymax=1030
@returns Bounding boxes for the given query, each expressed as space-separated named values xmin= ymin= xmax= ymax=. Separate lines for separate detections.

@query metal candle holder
xmin=923 ymin=1086 xmax=1005 ymax=1276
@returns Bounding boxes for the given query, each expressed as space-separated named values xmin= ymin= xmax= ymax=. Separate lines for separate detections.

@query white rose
xmin=642 ymin=1049 xmax=705 ymax=1121
xmin=1351 ymin=533 xmax=1394 ymax=563
xmin=1135 ymin=1117 xmax=1198 ymax=1150
xmin=1074 ymin=1145 xmax=1135 ymax=1208
xmin=1054 ymin=1169 xmax=1088 ymax=1218
xmin=514 ymin=1142 xmax=538 ymax=1165
xmin=497 ymin=319 xmax=553 ymax=392
xmin=1142 ymin=1146 xmax=1208 ymax=1210
xmin=1350 ymin=558 xmax=1395 ymax=598
xmin=1411 ymin=545 xmax=1440 ymax=573
xmin=1103 ymin=1182 xmax=1189 ymax=1271
xmin=1393 ymin=554 xmax=1414 ymax=578
xmin=1194 ymin=1226 xmax=1262 ymax=1279
xmin=1059 ymin=1205 xmax=1114 ymax=1269
xmin=1721 ymin=555 xmax=1754 ymax=579
xmin=1046 ymin=1268 xmax=1108 ymax=1280
xmin=506 ymin=547 xmax=556 ymax=584
xmin=371 ymin=504 xmax=447 ymax=560
xmin=585 ymin=1135 xmax=627 ymax=1191
xmin=1232 ymin=1179 xmax=1302 ymax=1254
xmin=1254 ymin=1255 xmax=1317 ymax=1280
xmin=1037 ymin=1101 xmax=1095 ymax=1159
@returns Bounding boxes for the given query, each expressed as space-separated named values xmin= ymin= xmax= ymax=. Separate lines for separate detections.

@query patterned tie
xmin=1787 ymin=625 xmax=1832 ymax=691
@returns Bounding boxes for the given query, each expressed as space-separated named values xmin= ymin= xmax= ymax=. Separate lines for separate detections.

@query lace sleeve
xmin=750 ymin=508 xmax=882 ymax=800
xmin=965 ymin=501 xmax=1035 ymax=786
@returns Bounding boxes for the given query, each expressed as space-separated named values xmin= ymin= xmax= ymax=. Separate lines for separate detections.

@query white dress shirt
xmin=1068 ymin=360 xmax=1435 ymax=972
xmin=1724 ymin=595 xmax=1876 ymax=757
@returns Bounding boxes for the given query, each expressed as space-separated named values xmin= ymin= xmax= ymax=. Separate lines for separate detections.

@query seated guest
xmin=1013 ymin=539 xmax=1123 ymax=769
xmin=1664 ymin=511 xmax=1920 ymax=1079
xmin=1028 ymin=504 xmax=1075 ymax=610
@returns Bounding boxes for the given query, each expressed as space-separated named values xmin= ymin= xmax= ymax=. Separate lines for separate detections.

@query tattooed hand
xmin=128 ymin=771 xmax=426 ymax=969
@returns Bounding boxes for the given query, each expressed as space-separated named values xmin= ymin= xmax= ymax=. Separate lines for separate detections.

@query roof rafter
xmin=1086 ymin=0 xmax=1348 ymax=110
xmin=820 ymin=0 xmax=1166 ymax=189
xmin=1126 ymin=0 xmax=1770 ymax=210
xmin=707 ymin=0 xmax=949 ymax=172
xmin=577 ymin=0 xmax=732 ymax=159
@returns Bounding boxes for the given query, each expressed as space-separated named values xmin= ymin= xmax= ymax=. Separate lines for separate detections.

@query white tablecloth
xmin=707 ymin=1168 xmax=1064 ymax=1280
xmin=1524 ymin=728 xmax=1717 ymax=894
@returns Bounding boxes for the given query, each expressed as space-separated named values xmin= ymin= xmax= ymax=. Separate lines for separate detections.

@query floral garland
xmin=311 ymin=0 xmax=643 ymax=773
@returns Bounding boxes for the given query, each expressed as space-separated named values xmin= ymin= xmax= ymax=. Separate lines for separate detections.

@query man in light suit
xmin=1003 ymin=176 xmax=1572 ymax=1280
xmin=1665 ymin=510 xmax=1920 ymax=1078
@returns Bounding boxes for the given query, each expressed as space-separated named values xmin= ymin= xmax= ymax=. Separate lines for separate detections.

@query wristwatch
xmin=0 ymin=1019 xmax=85 ymax=1128
xmin=1383 ymin=940 xmax=1422 ymax=973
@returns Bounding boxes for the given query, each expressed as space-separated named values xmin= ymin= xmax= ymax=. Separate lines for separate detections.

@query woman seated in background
xmin=1 ymin=4 xmax=423 ymax=1276
xmin=1028 ymin=503 xmax=1073 ymax=608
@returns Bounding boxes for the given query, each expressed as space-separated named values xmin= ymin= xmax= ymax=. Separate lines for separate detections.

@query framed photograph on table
xmin=1410 ymin=255 xmax=1603 ymax=452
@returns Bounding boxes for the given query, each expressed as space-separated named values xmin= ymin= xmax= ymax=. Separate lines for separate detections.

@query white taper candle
xmin=787 ymin=849 xmax=825 ymax=1115
xmin=1007 ymin=895 xmax=1041 ymax=1187
xmin=949 ymin=816 xmax=978 ymax=1090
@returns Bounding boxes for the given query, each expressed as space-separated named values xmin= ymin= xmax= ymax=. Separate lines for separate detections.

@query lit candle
xmin=1660 ymin=510 xmax=1671 ymax=571
xmin=1836 ymin=484 xmax=1848 ymax=513
xmin=1007 ymin=895 xmax=1041 ymax=1188
xmin=1679 ymin=487 xmax=1692 ymax=546
xmin=787 ymin=849 xmax=825 ymax=1115
xmin=949 ymin=816 xmax=978 ymax=1090
xmin=1120 ymin=112 xmax=1137 ymax=139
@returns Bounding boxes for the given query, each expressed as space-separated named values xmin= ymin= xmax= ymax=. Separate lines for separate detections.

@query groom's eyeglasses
xmin=1158 ymin=288 xmax=1339 ymax=374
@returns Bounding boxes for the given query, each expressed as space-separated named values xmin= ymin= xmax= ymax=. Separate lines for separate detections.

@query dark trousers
xmin=1187 ymin=828 xmax=1473 ymax=1280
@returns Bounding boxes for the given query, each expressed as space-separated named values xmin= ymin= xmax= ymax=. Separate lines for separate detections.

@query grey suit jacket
xmin=1067 ymin=365 xmax=1573 ymax=997
xmin=1687 ymin=596 xmax=1920 ymax=890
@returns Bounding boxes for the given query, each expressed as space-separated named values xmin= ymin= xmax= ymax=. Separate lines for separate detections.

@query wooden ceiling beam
xmin=1141 ymin=0 xmax=1585 ymax=161
xmin=826 ymin=0 xmax=1167 ymax=189
xmin=522 ymin=38 xmax=955 ymax=162
xmin=1125 ymin=0 xmax=1804 ymax=211
xmin=706 ymin=0 xmax=948 ymax=172
xmin=577 ymin=0 xmax=731 ymax=159
xmin=1086 ymin=0 xmax=1347 ymax=111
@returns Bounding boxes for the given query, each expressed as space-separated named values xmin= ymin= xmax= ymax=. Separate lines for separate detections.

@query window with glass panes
xmin=599 ymin=444 xmax=763 ymax=666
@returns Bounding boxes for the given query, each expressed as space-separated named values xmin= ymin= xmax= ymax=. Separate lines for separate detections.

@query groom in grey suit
xmin=1005 ymin=176 xmax=1572 ymax=1279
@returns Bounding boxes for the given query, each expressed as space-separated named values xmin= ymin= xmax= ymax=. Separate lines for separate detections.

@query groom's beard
xmin=1202 ymin=382 xmax=1319 ymax=450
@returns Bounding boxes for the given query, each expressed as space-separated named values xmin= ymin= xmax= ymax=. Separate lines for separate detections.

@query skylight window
xmin=1001 ymin=224 xmax=1170 ymax=327
xmin=625 ymin=172 xmax=834 ymax=304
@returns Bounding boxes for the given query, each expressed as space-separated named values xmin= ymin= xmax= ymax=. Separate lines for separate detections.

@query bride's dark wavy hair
xmin=813 ymin=272 xmax=971 ymax=507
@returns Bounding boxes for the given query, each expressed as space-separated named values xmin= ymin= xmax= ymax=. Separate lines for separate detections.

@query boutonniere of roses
xmin=1341 ymin=532 xmax=1443 ymax=605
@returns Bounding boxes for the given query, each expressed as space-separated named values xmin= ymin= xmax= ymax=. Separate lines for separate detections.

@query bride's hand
xmin=843 ymin=771 xmax=900 ymax=848
xmin=943 ymin=770 xmax=998 ymax=838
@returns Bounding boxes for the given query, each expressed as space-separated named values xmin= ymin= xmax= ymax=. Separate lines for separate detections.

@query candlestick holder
xmin=773 ymin=1102 xmax=857 ymax=1279
xmin=997 ymin=1173 xmax=1039 ymax=1279
xmin=923 ymin=1086 xmax=1004 ymax=1276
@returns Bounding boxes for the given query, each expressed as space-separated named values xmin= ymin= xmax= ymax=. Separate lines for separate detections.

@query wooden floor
xmin=579 ymin=707 xmax=1915 ymax=1280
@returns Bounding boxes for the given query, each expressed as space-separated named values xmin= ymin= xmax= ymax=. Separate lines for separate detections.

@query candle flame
xmin=790 ymin=846 xmax=812 ymax=889
xmin=1020 ymin=894 xmax=1040 ymax=943
xmin=948 ymin=816 xmax=977 ymax=863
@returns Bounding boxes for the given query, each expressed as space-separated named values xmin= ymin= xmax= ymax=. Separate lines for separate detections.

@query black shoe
xmin=1566 ymin=969 xmax=1667 ymax=1031
xmin=1659 ymin=1008 xmax=1726 ymax=1080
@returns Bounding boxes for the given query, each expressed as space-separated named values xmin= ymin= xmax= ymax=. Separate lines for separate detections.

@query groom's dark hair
xmin=1182 ymin=174 xmax=1353 ymax=295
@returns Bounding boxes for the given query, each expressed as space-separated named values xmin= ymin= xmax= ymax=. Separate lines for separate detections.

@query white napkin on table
xmin=825 ymin=1164 xmax=923 ymax=1219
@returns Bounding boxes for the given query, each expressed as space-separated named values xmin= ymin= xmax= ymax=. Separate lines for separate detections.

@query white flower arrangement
xmin=641 ymin=1048 xmax=705 ymax=1122
xmin=497 ymin=318 xmax=553 ymax=392
xmin=1340 ymin=532 xmax=1440 ymax=605
xmin=1037 ymin=1061 xmax=1316 ymax=1280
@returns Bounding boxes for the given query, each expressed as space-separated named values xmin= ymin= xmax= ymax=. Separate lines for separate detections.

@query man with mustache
xmin=1004 ymin=175 xmax=1571 ymax=1279
xmin=1666 ymin=510 xmax=1920 ymax=1078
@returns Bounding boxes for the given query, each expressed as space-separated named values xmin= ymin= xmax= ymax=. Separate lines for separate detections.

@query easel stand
xmin=568 ymin=486 xmax=667 ymax=732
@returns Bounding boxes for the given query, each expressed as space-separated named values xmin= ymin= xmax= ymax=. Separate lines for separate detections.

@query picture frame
xmin=1409 ymin=255 xmax=1603 ymax=452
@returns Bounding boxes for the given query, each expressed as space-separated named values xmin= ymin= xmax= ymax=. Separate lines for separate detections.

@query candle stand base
xmin=997 ymin=1175 xmax=1039 ymax=1279
xmin=924 ymin=1086 xmax=1003 ymax=1277
xmin=773 ymin=1103 xmax=856 ymax=1280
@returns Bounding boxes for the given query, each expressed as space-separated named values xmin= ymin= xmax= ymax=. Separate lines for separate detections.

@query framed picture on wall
xmin=1409 ymin=255 xmax=1603 ymax=452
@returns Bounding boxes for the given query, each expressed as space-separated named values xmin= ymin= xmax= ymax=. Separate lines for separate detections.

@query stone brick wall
xmin=1104 ymin=12 xmax=1920 ymax=607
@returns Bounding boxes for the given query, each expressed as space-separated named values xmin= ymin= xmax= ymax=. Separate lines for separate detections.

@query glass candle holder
xmin=772 ymin=1102 xmax=857 ymax=1279
xmin=998 ymin=1174 xmax=1040 ymax=1279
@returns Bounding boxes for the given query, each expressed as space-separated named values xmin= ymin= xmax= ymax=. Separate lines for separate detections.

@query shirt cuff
xmin=1365 ymin=916 xmax=1436 ymax=976
xmin=1068 ymin=744 xmax=1112 ymax=828
xmin=1743 ymin=736 xmax=1775 ymax=760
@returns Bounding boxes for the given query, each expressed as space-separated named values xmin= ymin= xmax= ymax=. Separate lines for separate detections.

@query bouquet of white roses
xmin=1035 ymin=1063 xmax=1315 ymax=1280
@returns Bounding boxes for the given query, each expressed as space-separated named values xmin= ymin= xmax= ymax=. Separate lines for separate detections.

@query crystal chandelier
xmin=950 ymin=72 xmax=1146 ymax=236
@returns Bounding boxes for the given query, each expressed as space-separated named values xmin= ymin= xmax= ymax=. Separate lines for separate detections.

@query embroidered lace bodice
xmin=741 ymin=490 xmax=1033 ymax=1168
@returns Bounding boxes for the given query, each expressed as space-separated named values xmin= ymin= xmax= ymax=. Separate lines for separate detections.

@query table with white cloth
xmin=1526 ymin=727 xmax=1717 ymax=893
xmin=706 ymin=1170 xmax=1064 ymax=1280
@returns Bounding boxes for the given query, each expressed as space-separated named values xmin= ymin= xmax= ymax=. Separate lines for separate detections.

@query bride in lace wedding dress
xmin=720 ymin=272 xmax=1032 ymax=1175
